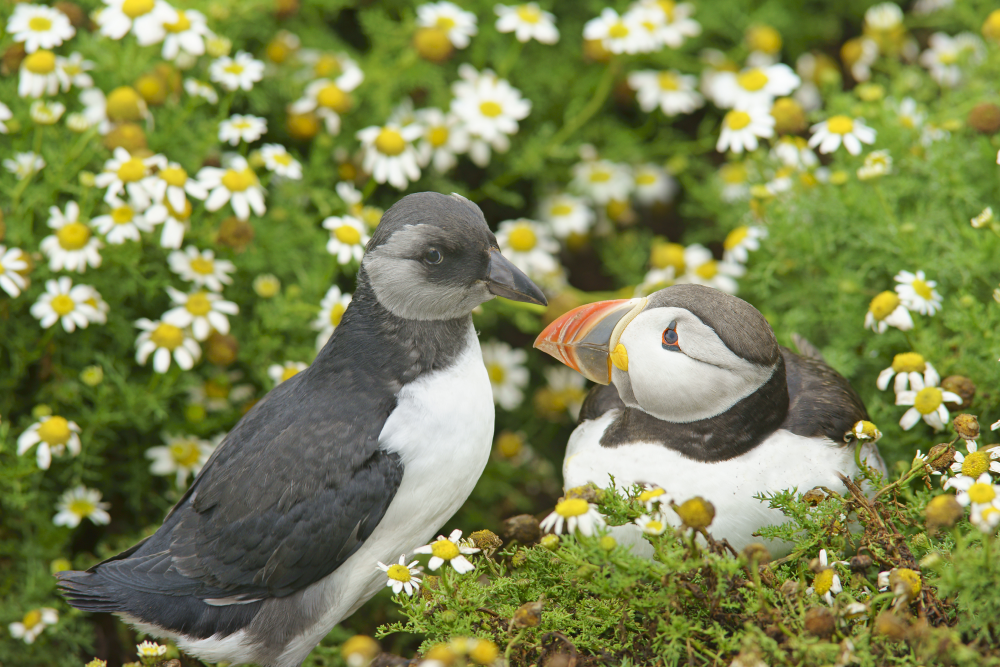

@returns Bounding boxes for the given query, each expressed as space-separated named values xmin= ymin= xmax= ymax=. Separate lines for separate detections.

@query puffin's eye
xmin=661 ymin=321 xmax=680 ymax=351
xmin=423 ymin=248 xmax=443 ymax=265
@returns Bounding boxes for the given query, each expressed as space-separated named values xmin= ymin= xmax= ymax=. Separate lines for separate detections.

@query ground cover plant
xmin=1 ymin=0 xmax=999 ymax=665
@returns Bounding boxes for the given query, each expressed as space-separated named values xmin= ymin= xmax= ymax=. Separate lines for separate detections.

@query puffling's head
xmin=534 ymin=284 xmax=781 ymax=423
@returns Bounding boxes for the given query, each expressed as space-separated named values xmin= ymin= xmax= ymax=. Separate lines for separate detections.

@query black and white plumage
xmin=58 ymin=192 xmax=546 ymax=667
xmin=534 ymin=284 xmax=884 ymax=553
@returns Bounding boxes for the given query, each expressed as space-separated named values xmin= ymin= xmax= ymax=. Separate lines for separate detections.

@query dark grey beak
xmin=485 ymin=248 xmax=548 ymax=306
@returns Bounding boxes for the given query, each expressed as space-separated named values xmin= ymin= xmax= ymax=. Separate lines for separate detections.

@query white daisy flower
xmin=543 ymin=366 xmax=587 ymax=420
xmin=805 ymin=549 xmax=843 ymax=605
xmin=842 ymin=36 xmax=879 ymax=82
xmin=144 ymin=198 xmax=193 ymax=249
xmin=895 ymin=97 xmax=925 ymax=129
xmin=540 ymin=498 xmax=606 ymax=537
xmin=96 ymin=0 xmax=178 ymax=45
xmin=970 ymin=503 xmax=1000 ymax=533
xmin=0 ymin=245 xmax=29 ymax=297
xmin=356 ymin=123 xmax=423 ymax=190
xmin=635 ymin=0 xmax=701 ymax=48
xmin=481 ymin=340 xmax=529 ymax=411
xmin=161 ymin=8 xmax=212 ymax=60
xmin=7 ymin=4 xmax=75 ymax=53
xmin=268 ymin=361 xmax=309 ymax=386
xmin=210 ymin=51 xmax=265 ymax=91
xmin=894 ymin=270 xmax=942 ymax=315
xmin=40 ymin=201 xmax=103 ymax=272
xmin=0 ymin=102 xmax=11 ymax=133
xmin=417 ymin=2 xmax=478 ymax=49
xmin=539 ymin=193 xmax=594 ymax=239
xmin=56 ymin=53 xmax=95 ymax=91
xmin=808 ymin=116 xmax=877 ymax=155
xmin=864 ymin=291 xmax=913 ymax=334
xmin=17 ymin=415 xmax=82 ymax=470
xmin=896 ymin=374 xmax=963 ymax=431
xmin=78 ymin=88 xmax=111 ymax=133
xmin=852 ymin=420 xmax=882 ymax=442
xmin=136 ymin=641 xmax=167 ymax=659
xmin=323 ymin=216 xmax=370 ymax=265
xmin=288 ymin=64 xmax=364 ymax=135
xmin=919 ymin=32 xmax=985 ymax=87
xmin=29 ymin=99 xmax=64 ymax=125
xmin=18 ymin=49 xmax=66 ymax=97
xmin=197 ymin=155 xmax=266 ymax=220
xmin=30 ymin=277 xmax=99 ymax=332
xmin=414 ymin=528 xmax=480 ymax=573
xmin=168 ymin=246 xmax=236 ymax=292
xmin=142 ymin=161 xmax=209 ymax=216
xmin=495 ymin=219 xmax=559 ymax=278
xmin=857 ymin=149 xmax=892 ymax=180
xmin=8 ymin=608 xmax=58 ymax=645
xmin=91 ymin=195 xmax=155 ymax=244
xmin=636 ymin=266 xmax=677 ymax=297
xmin=583 ymin=7 xmax=656 ymax=55
xmin=135 ymin=318 xmax=201 ymax=372
xmin=414 ymin=107 xmax=470 ymax=173
xmin=162 ymin=287 xmax=239 ymax=341
xmin=571 ymin=160 xmax=633 ymax=205
xmin=260 ymin=144 xmax=303 ymax=180
xmin=184 ymin=78 xmax=219 ymax=103
xmin=53 ymin=485 xmax=111 ymax=528
xmin=376 ymin=554 xmax=422 ymax=596
xmin=947 ymin=473 xmax=1000 ymax=511
xmin=711 ymin=64 xmax=800 ymax=109
xmin=634 ymin=512 xmax=669 ymax=536
xmin=947 ymin=440 xmax=1000 ymax=479
xmin=637 ymin=485 xmax=668 ymax=512
xmin=876 ymin=353 xmax=939 ymax=394
xmin=450 ymin=67 xmax=531 ymax=149
xmin=219 ymin=114 xmax=267 ymax=146
xmin=717 ymin=105 xmax=775 ymax=154
xmin=94 ymin=147 xmax=167 ymax=207
xmin=313 ymin=285 xmax=353 ymax=350
xmin=676 ymin=244 xmax=744 ymax=294
xmin=494 ymin=3 xmax=559 ymax=44
xmin=3 ymin=152 xmax=46 ymax=179
xmin=633 ymin=164 xmax=678 ymax=206
xmin=146 ymin=433 xmax=216 ymax=487
xmin=971 ymin=207 xmax=993 ymax=229
xmin=77 ymin=284 xmax=110 ymax=326
xmin=628 ymin=70 xmax=703 ymax=116
xmin=722 ymin=225 xmax=766 ymax=264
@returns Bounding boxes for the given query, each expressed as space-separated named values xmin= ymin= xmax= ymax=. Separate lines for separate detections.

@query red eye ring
xmin=662 ymin=321 xmax=680 ymax=349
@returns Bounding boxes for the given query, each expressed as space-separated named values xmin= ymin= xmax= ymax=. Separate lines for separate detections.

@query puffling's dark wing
xmin=578 ymin=383 xmax=626 ymax=423
xmin=779 ymin=345 xmax=869 ymax=444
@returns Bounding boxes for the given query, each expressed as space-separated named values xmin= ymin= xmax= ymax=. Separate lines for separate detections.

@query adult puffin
xmin=534 ymin=284 xmax=884 ymax=552
xmin=58 ymin=192 xmax=546 ymax=667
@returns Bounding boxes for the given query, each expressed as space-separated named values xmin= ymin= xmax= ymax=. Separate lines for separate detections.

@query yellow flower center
xmin=635 ymin=172 xmax=657 ymax=186
xmin=736 ymin=69 xmax=769 ymax=93
xmin=117 ymin=157 xmax=147 ymax=183
xmin=654 ymin=72 xmax=681 ymax=91
xmin=430 ymin=539 xmax=461 ymax=560
xmin=911 ymin=279 xmax=933 ymax=300
xmin=826 ymin=115 xmax=855 ymax=134
xmin=892 ymin=568 xmax=921 ymax=597
xmin=169 ymin=440 xmax=202 ymax=467
xmin=695 ymin=260 xmax=718 ymax=280
xmin=272 ymin=153 xmax=292 ymax=166
xmin=329 ymin=303 xmax=346 ymax=327
xmin=428 ymin=126 xmax=450 ymax=147
xmin=435 ymin=16 xmax=456 ymax=30
xmin=479 ymin=101 xmax=503 ymax=118
xmin=508 ymin=225 xmax=537 ymax=252
xmin=63 ymin=62 xmax=82 ymax=75
xmin=496 ymin=431 xmax=523 ymax=458
xmin=223 ymin=63 xmax=245 ymax=75
xmin=650 ymin=242 xmax=685 ymax=271
xmin=869 ymin=291 xmax=900 ymax=320
xmin=22 ymin=610 xmax=43 ymax=629
xmin=549 ymin=203 xmax=573 ymax=217
xmin=57 ymin=223 xmax=91 ymax=250
xmin=644 ymin=519 xmax=664 ymax=532
xmin=221 ymin=168 xmax=255 ymax=192
xmin=487 ymin=363 xmax=505 ymax=384
xmin=724 ymin=226 xmax=749 ymax=250
xmin=24 ymin=50 xmax=57 ymax=74
xmin=968 ymin=482 xmax=996 ymax=505
xmin=159 ymin=166 xmax=187 ymax=187
xmin=185 ymin=292 xmax=212 ymax=316
xmin=313 ymin=54 xmax=341 ymax=77
xmin=813 ymin=569 xmax=834 ymax=595
xmin=720 ymin=163 xmax=747 ymax=184
xmin=29 ymin=16 xmax=54 ymax=31
xmin=316 ymin=83 xmax=349 ymax=111
xmin=588 ymin=169 xmax=611 ymax=183
xmin=913 ymin=387 xmax=943 ymax=415
xmin=189 ymin=257 xmax=215 ymax=275
xmin=725 ymin=110 xmax=752 ymax=130
xmin=121 ymin=0 xmax=154 ymax=18
xmin=164 ymin=10 xmax=192 ymax=33
xmin=890 ymin=352 xmax=925 ymax=374
xmin=150 ymin=323 xmax=185 ymax=350
xmin=962 ymin=450 xmax=990 ymax=477
xmin=374 ymin=128 xmax=406 ymax=156
xmin=334 ymin=224 xmax=362 ymax=245
xmin=747 ymin=25 xmax=782 ymax=54
xmin=938 ymin=51 xmax=958 ymax=65
xmin=281 ymin=365 xmax=301 ymax=382
xmin=555 ymin=498 xmax=589 ymax=518
xmin=38 ymin=416 xmax=72 ymax=446
xmin=638 ymin=487 xmax=666 ymax=503
xmin=111 ymin=206 xmax=134 ymax=224
xmin=50 ymin=294 xmax=76 ymax=316
xmin=608 ymin=21 xmax=629 ymax=39
xmin=656 ymin=0 xmax=676 ymax=20
xmin=386 ymin=563 xmax=412 ymax=582
xmin=516 ymin=5 xmax=541 ymax=23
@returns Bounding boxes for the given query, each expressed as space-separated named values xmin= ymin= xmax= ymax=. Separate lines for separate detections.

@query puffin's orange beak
xmin=533 ymin=298 xmax=646 ymax=384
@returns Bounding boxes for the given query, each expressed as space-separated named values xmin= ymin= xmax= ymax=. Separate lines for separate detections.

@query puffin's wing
xmin=90 ymin=367 xmax=403 ymax=602
xmin=779 ymin=346 xmax=869 ymax=444
xmin=578 ymin=383 xmax=625 ymax=423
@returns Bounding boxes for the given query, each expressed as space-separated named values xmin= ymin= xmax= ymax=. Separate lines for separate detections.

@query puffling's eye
xmin=662 ymin=321 xmax=680 ymax=351
xmin=423 ymin=248 xmax=443 ymax=265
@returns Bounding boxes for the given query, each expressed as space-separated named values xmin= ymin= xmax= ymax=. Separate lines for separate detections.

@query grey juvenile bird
xmin=58 ymin=192 xmax=546 ymax=667
xmin=534 ymin=284 xmax=884 ymax=553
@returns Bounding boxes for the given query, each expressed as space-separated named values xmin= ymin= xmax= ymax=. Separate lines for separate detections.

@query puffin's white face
xmin=611 ymin=307 xmax=775 ymax=423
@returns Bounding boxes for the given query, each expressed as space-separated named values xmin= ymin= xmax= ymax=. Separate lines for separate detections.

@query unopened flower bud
xmin=804 ymin=606 xmax=835 ymax=638
xmin=941 ymin=376 xmax=975 ymax=409
xmin=565 ymin=484 xmax=603 ymax=503
xmin=953 ymin=414 xmax=980 ymax=440
xmin=674 ymin=496 xmax=715 ymax=530
xmin=925 ymin=495 xmax=963 ymax=532
xmin=468 ymin=529 xmax=502 ymax=551
xmin=771 ymin=97 xmax=806 ymax=134
xmin=925 ymin=443 xmax=956 ymax=472
xmin=849 ymin=554 xmax=872 ymax=572
xmin=106 ymin=86 xmax=146 ymax=122
xmin=802 ymin=488 xmax=826 ymax=505
xmin=468 ymin=638 xmax=499 ymax=665
xmin=341 ymin=635 xmax=379 ymax=667
xmin=741 ymin=542 xmax=771 ymax=564
xmin=205 ymin=332 xmax=239 ymax=366
xmin=539 ymin=534 xmax=560 ymax=550
xmin=413 ymin=27 xmax=453 ymax=62
xmin=599 ymin=535 xmax=617 ymax=551
xmin=968 ymin=102 xmax=1000 ymax=134
xmin=501 ymin=514 xmax=541 ymax=545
